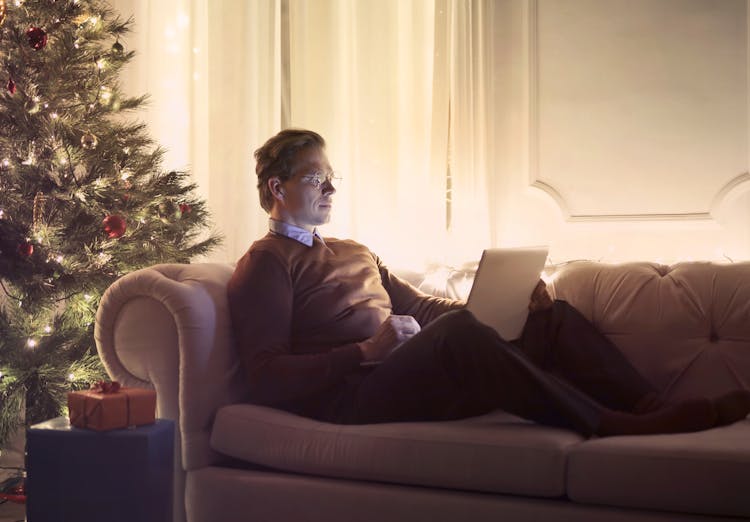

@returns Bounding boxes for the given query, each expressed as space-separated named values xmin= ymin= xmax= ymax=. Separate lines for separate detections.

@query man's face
xmin=275 ymin=146 xmax=336 ymax=231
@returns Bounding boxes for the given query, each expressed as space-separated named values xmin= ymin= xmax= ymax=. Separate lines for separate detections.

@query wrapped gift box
xmin=68 ymin=385 xmax=156 ymax=431
xmin=26 ymin=416 xmax=173 ymax=522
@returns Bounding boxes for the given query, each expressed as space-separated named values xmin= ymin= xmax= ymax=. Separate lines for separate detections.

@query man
xmin=228 ymin=128 xmax=750 ymax=436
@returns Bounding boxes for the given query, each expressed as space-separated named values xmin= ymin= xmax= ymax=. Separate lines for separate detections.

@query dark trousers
xmin=335 ymin=301 xmax=656 ymax=436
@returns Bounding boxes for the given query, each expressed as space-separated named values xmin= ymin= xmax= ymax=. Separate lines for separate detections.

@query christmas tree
xmin=0 ymin=0 xmax=220 ymax=448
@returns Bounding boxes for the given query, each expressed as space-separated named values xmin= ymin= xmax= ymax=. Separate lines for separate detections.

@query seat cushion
xmin=210 ymin=404 xmax=585 ymax=497
xmin=567 ymin=420 xmax=750 ymax=517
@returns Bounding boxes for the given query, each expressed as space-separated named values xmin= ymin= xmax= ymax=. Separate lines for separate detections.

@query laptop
xmin=465 ymin=246 xmax=549 ymax=340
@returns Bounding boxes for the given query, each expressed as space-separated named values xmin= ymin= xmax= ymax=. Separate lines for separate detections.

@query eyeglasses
xmin=299 ymin=171 xmax=342 ymax=190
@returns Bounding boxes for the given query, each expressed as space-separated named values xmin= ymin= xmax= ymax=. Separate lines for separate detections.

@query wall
xmin=493 ymin=0 xmax=750 ymax=263
xmin=110 ymin=0 xmax=750 ymax=265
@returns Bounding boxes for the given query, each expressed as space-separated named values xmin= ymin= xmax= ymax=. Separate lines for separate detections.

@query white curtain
xmin=111 ymin=0 xmax=496 ymax=270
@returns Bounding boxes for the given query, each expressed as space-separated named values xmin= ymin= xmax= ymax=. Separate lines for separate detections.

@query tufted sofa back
xmin=549 ymin=261 xmax=750 ymax=402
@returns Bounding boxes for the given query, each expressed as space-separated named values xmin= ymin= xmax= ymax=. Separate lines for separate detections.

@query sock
xmin=631 ymin=391 xmax=663 ymax=414
xmin=713 ymin=390 xmax=750 ymax=426
xmin=597 ymin=398 xmax=716 ymax=437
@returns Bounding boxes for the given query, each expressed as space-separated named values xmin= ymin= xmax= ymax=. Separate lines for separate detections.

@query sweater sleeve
xmin=375 ymin=254 xmax=465 ymax=327
xmin=227 ymin=248 xmax=363 ymax=408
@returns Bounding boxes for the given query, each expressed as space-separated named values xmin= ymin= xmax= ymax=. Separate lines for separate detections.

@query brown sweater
xmin=227 ymin=232 xmax=462 ymax=416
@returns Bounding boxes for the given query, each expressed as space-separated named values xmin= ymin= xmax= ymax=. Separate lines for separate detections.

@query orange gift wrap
xmin=67 ymin=381 xmax=156 ymax=431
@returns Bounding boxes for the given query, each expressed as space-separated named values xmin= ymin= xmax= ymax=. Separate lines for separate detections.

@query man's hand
xmin=358 ymin=315 xmax=421 ymax=363
xmin=528 ymin=279 xmax=554 ymax=313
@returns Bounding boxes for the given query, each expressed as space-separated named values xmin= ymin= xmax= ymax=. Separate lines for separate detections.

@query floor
xmin=0 ymin=502 xmax=24 ymax=522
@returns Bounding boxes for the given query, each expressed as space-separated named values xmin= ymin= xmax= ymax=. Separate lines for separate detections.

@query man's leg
xmin=349 ymin=309 xmax=603 ymax=435
xmin=516 ymin=300 xmax=658 ymax=412
xmin=347 ymin=309 xmax=721 ymax=437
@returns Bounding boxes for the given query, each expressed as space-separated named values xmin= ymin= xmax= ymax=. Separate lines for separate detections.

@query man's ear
xmin=268 ymin=177 xmax=285 ymax=200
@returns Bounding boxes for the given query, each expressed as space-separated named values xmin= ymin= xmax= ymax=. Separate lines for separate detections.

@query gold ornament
xmin=0 ymin=1 xmax=6 ymax=27
xmin=73 ymin=13 xmax=90 ymax=26
xmin=80 ymin=132 xmax=98 ymax=150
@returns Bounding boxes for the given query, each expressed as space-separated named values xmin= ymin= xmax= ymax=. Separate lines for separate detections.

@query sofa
xmin=94 ymin=260 xmax=750 ymax=522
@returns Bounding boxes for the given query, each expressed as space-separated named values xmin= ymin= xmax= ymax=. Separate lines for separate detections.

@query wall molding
xmin=527 ymin=0 xmax=749 ymax=224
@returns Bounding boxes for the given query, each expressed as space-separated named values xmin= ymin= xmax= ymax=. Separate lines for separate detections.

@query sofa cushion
xmin=567 ymin=420 xmax=750 ymax=517
xmin=210 ymin=403 xmax=585 ymax=497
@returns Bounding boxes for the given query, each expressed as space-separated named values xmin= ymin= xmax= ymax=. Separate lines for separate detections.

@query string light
xmin=27 ymin=339 xmax=37 ymax=348
xmin=44 ymin=325 xmax=52 ymax=333
xmin=83 ymin=294 xmax=92 ymax=301
xmin=51 ymin=112 xmax=59 ymax=119
xmin=2 ymin=158 xmax=9 ymax=167
xmin=67 ymin=373 xmax=75 ymax=381
xmin=96 ymin=58 xmax=106 ymax=70
xmin=0 ymin=210 xmax=4 ymax=218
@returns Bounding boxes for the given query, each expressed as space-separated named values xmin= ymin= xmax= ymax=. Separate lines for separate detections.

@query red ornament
xmin=26 ymin=27 xmax=48 ymax=50
xmin=102 ymin=214 xmax=126 ymax=239
xmin=17 ymin=241 xmax=34 ymax=258
xmin=179 ymin=203 xmax=192 ymax=215
xmin=7 ymin=77 xmax=15 ymax=95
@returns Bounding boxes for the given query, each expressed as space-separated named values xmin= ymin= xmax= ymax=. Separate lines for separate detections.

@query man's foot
xmin=597 ymin=398 xmax=717 ymax=437
xmin=714 ymin=390 xmax=750 ymax=426
xmin=631 ymin=391 xmax=663 ymax=414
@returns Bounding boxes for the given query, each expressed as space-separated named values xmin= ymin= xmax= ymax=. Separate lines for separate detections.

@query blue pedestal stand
xmin=26 ymin=416 xmax=174 ymax=522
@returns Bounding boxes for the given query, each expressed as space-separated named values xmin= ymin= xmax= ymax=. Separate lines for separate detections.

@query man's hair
xmin=254 ymin=129 xmax=326 ymax=212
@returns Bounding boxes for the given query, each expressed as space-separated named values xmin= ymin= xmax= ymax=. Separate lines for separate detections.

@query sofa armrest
xmin=95 ymin=263 xmax=247 ymax=468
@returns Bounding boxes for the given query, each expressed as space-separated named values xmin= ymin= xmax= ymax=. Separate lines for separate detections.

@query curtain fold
xmin=113 ymin=0 xmax=496 ymax=269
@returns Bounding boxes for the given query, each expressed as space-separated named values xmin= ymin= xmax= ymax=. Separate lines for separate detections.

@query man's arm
xmin=227 ymin=249 xmax=363 ymax=408
xmin=375 ymin=255 xmax=464 ymax=327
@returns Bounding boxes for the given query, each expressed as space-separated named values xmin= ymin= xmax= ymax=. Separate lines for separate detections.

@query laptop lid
xmin=465 ymin=246 xmax=549 ymax=341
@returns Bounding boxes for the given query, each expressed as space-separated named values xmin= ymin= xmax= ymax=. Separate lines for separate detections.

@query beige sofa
xmin=94 ymin=260 xmax=750 ymax=522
